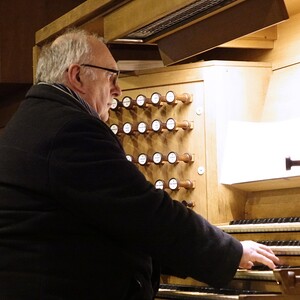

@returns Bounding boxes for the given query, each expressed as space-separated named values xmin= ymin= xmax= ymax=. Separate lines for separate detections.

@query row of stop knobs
xmin=128 ymin=152 xmax=195 ymax=192
xmin=111 ymin=118 xmax=193 ymax=135
xmin=155 ymin=178 xmax=195 ymax=191
xmin=111 ymin=91 xmax=192 ymax=110
xmin=126 ymin=151 xmax=194 ymax=165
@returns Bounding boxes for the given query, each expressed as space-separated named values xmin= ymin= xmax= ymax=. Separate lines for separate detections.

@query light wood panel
xmin=103 ymin=0 xmax=196 ymax=41
xmin=220 ymin=27 xmax=278 ymax=50
xmin=246 ymin=187 xmax=300 ymax=219
xmin=35 ymin=0 xmax=125 ymax=46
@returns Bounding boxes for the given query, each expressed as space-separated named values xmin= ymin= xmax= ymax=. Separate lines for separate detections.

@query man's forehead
xmin=90 ymin=38 xmax=117 ymax=66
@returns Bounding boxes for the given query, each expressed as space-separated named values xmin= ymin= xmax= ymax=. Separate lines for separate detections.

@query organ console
xmin=221 ymin=218 xmax=300 ymax=298
xmin=108 ymin=61 xmax=300 ymax=299
xmin=156 ymin=275 xmax=300 ymax=299
xmin=156 ymin=217 xmax=300 ymax=299
xmin=34 ymin=0 xmax=300 ymax=297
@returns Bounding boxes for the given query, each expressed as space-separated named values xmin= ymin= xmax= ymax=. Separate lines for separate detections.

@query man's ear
xmin=66 ymin=64 xmax=85 ymax=93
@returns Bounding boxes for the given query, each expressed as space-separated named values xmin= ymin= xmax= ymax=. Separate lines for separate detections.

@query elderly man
xmin=0 ymin=29 xmax=279 ymax=300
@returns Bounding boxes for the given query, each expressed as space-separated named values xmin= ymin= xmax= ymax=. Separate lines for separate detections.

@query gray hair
xmin=35 ymin=29 xmax=103 ymax=84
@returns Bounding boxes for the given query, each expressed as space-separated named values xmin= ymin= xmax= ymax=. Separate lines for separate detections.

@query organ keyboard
xmin=157 ymin=217 xmax=300 ymax=299
xmin=218 ymin=218 xmax=300 ymax=233
xmin=157 ymin=268 xmax=300 ymax=299
xmin=157 ymin=283 xmax=280 ymax=299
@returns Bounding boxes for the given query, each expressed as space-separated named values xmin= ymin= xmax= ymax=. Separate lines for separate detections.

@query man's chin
xmin=102 ymin=114 xmax=109 ymax=122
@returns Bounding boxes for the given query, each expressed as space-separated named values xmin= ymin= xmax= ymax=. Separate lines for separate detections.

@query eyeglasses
xmin=81 ymin=63 xmax=120 ymax=84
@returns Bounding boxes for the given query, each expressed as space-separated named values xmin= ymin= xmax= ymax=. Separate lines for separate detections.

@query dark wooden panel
xmin=0 ymin=0 xmax=85 ymax=85
xmin=157 ymin=0 xmax=288 ymax=65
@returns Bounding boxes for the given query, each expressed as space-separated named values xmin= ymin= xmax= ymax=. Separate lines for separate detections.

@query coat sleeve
xmin=48 ymin=116 xmax=243 ymax=287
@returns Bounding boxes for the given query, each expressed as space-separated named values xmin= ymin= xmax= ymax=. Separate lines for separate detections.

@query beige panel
xmin=263 ymin=62 xmax=300 ymax=121
xmin=220 ymin=27 xmax=278 ymax=50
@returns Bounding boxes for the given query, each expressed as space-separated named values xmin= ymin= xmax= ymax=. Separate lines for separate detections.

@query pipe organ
xmin=110 ymin=60 xmax=300 ymax=299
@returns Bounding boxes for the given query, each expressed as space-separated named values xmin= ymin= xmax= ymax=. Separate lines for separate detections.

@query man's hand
xmin=239 ymin=240 xmax=280 ymax=269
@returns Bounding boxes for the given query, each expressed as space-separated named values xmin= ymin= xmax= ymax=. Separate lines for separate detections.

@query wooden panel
xmin=202 ymin=64 xmax=271 ymax=223
xmin=35 ymin=0 xmax=129 ymax=46
xmin=246 ymin=187 xmax=300 ymax=219
xmin=32 ymin=46 xmax=41 ymax=84
xmin=218 ymin=8 xmax=300 ymax=71
xmin=220 ymin=27 xmax=278 ymax=50
xmin=0 ymin=0 xmax=85 ymax=86
xmin=284 ymin=0 xmax=300 ymax=16
xmin=103 ymin=0 xmax=196 ymax=41
xmin=157 ymin=0 xmax=289 ymax=65
xmin=0 ymin=86 xmax=27 ymax=127
xmin=230 ymin=177 xmax=300 ymax=192
xmin=265 ymin=12 xmax=300 ymax=70
xmin=119 ymin=60 xmax=272 ymax=90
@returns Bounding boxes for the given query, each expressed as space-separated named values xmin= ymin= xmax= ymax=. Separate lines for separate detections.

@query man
xmin=0 ymin=29 xmax=279 ymax=299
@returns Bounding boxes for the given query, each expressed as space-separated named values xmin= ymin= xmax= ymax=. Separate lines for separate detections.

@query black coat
xmin=0 ymin=84 xmax=242 ymax=299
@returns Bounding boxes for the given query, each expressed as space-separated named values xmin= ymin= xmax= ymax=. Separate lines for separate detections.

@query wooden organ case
xmin=111 ymin=60 xmax=300 ymax=299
